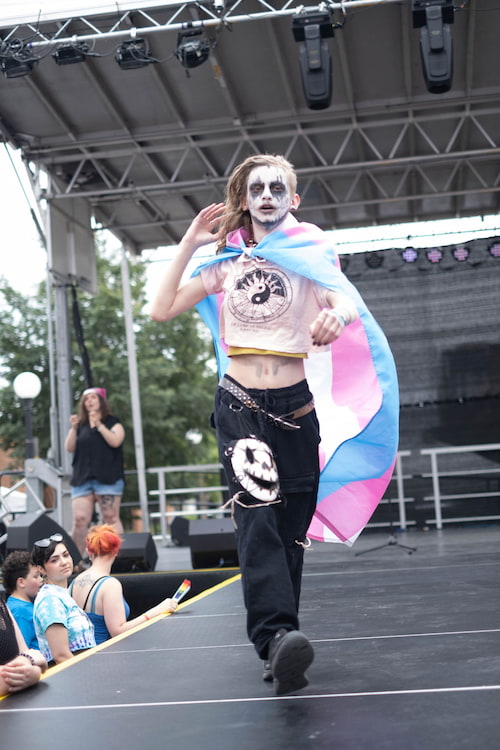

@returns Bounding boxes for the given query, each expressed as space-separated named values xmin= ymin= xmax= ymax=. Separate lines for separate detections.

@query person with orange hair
xmin=69 ymin=525 xmax=178 ymax=644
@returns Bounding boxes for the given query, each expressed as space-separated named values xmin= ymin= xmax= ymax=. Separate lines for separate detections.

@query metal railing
xmin=369 ymin=450 xmax=414 ymax=531
xmin=420 ymin=443 xmax=500 ymax=529
xmin=146 ymin=463 xmax=229 ymax=544
xmin=145 ymin=451 xmax=415 ymax=544
xmin=3 ymin=444 xmax=500 ymax=546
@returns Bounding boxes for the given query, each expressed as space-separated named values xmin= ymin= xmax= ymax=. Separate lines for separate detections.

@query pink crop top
xmin=200 ymin=253 xmax=331 ymax=355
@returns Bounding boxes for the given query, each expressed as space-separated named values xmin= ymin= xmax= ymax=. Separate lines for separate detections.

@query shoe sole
xmin=271 ymin=631 xmax=314 ymax=696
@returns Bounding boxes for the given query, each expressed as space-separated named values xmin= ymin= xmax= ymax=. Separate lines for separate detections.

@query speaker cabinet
xmin=170 ymin=516 xmax=189 ymax=547
xmin=189 ymin=518 xmax=238 ymax=569
xmin=111 ymin=532 xmax=158 ymax=573
xmin=6 ymin=512 xmax=81 ymax=566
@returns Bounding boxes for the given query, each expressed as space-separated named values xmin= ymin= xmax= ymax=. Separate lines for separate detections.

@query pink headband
xmin=83 ymin=387 xmax=107 ymax=400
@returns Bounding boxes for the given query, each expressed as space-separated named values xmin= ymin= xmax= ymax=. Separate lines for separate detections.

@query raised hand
xmin=181 ymin=202 xmax=225 ymax=251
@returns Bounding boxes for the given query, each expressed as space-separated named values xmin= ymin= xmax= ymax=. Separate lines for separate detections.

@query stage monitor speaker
xmin=112 ymin=532 xmax=158 ymax=573
xmin=189 ymin=518 xmax=238 ymax=569
xmin=5 ymin=512 xmax=81 ymax=566
xmin=170 ymin=516 xmax=189 ymax=547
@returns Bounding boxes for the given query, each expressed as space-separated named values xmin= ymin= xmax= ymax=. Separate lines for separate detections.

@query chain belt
xmin=219 ymin=376 xmax=314 ymax=431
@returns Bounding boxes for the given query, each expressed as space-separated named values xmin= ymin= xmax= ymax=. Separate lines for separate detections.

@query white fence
xmin=420 ymin=443 xmax=500 ymax=529
xmin=144 ymin=444 xmax=500 ymax=544
xmin=3 ymin=443 xmax=499 ymax=547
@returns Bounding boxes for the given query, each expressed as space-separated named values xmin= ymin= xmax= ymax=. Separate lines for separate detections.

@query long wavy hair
xmin=216 ymin=154 xmax=297 ymax=253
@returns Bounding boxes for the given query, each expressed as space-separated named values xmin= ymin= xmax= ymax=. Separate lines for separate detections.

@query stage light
xmin=0 ymin=41 xmax=39 ymax=78
xmin=0 ymin=57 xmax=36 ymax=78
xmin=292 ymin=9 xmax=333 ymax=110
xmin=52 ymin=43 xmax=89 ymax=66
xmin=487 ymin=241 xmax=500 ymax=258
xmin=365 ymin=252 xmax=384 ymax=269
xmin=412 ymin=0 xmax=454 ymax=94
xmin=425 ymin=247 xmax=443 ymax=263
xmin=115 ymin=39 xmax=155 ymax=70
xmin=401 ymin=247 xmax=419 ymax=263
xmin=175 ymin=29 xmax=210 ymax=70
xmin=452 ymin=244 xmax=469 ymax=262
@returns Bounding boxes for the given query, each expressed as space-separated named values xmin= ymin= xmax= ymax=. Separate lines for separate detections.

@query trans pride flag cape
xmin=194 ymin=220 xmax=399 ymax=546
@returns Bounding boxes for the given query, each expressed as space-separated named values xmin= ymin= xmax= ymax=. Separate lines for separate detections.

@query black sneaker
xmin=268 ymin=628 xmax=314 ymax=696
xmin=262 ymin=660 xmax=273 ymax=682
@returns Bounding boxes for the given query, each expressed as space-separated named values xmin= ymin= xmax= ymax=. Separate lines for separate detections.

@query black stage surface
xmin=1 ymin=526 xmax=499 ymax=749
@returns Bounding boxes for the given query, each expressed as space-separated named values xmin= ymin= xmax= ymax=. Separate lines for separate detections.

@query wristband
xmin=331 ymin=309 xmax=347 ymax=327
xmin=18 ymin=652 xmax=36 ymax=666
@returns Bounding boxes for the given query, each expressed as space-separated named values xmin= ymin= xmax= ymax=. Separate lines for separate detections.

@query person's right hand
xmin=146 ymin=598 xmax=178 ymax=620
xmin=181 ymin=203 xmax=225 ymax=251
xmin=69 ymin=414 xmax=79 ymax=428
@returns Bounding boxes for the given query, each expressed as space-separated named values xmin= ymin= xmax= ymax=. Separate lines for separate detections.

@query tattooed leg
xmin=96 ymin=493 xmax=124 ymax=533
xmin=71 ymin=494 xmax=95 ymax=555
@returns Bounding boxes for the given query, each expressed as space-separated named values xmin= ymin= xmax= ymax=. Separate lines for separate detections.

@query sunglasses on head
xmin=34 ymin=533 xmax=64 ymax=548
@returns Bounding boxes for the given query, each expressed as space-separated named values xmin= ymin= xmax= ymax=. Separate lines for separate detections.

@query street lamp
xmin=13 ymin=372 xmax=42 ymax=459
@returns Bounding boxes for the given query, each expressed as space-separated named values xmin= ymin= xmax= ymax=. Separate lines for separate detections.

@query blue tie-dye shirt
xmin=34 ymin=584 xmax=95 ymax=662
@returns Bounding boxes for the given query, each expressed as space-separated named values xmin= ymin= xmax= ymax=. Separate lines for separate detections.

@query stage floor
xmin=1 ymin=525 xmax=499 ymax=749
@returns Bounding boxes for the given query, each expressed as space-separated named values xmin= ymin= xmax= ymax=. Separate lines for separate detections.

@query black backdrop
xmin=343 ymin=236 xmax=500 ymax=452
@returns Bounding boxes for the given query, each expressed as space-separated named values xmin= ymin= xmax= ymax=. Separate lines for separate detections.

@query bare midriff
xmin=226 ymin=352 xmax=307 ymax=390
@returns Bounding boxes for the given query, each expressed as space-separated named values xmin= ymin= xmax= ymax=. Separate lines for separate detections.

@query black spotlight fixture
xmin=292 ymin=9 xmax=333 ymax=110
xmin=0 ymin=57 xmax=36 ymax=78
xmin=52 ymin=42 xmax=89 ymax=66
xmin=0 ymin=42 xmax=39 ymax=79
xmin=175 ymin=28 xmax=210 ymax=71
xmin=412 ymin=0 xmax=454 ymax=94
xmin=115 ymin=38 xmax=155 ymax=70
xmin=365 ymin=252 xmax=384 ymax=269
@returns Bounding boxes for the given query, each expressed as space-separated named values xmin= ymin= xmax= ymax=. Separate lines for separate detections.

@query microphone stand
xmin=355 ymin=495 xmax=417 ymax=556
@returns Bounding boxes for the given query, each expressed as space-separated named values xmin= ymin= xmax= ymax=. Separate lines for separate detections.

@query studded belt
xmin=219 ymin=376 xmax=314 ymax=431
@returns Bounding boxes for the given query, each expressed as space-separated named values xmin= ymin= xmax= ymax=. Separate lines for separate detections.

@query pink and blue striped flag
xmin=194 ymin=221 xmax=399 ymax=545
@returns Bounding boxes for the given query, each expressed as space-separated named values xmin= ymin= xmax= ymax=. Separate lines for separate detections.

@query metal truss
xmin=2 ymin=0 xmax=404 ymax=48
xmin=2 ymin=0 xmax=496 ymax=247
xmin=31 ymin=97 xmax=500 ymax=225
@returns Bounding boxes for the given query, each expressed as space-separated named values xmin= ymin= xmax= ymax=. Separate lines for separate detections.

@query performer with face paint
xmin=151 ymin=154 xmax=399 ymax=696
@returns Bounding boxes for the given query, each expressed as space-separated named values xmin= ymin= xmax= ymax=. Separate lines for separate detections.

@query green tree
xmin=0 ymin=246 xmax=219 ymax=491
xmin=0 ymin=283 xmax=51 ymax=464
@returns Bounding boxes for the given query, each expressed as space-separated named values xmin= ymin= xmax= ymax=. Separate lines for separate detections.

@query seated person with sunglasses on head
xmin=0 ymin=596 xmax=47 ymax=696
xmin=70 ymin=525 xmax=178 ymax=645
xmin=32 ymin=534 xmax=96 ymax=666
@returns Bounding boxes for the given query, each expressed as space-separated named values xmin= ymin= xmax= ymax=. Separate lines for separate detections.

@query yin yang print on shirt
xmin=227 ymin=263 xmax=292 ymax=323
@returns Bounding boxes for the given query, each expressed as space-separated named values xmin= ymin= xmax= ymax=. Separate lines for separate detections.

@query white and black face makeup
xmin=243 ymin=166 xmax=297 ymax=234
